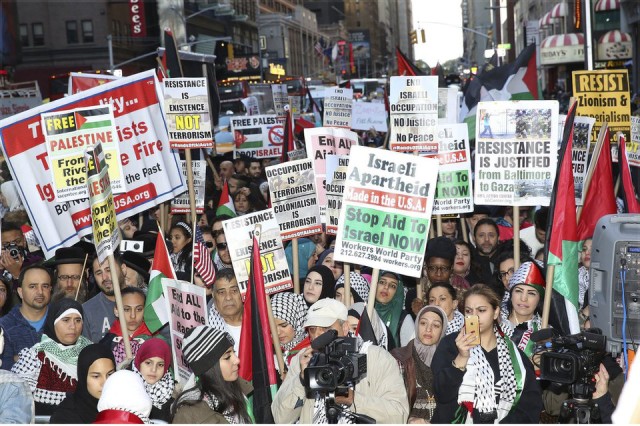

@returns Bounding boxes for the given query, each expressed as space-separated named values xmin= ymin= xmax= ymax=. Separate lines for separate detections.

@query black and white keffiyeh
xmin=133 ymin=363 xmax=174 ymax=410
xmin=446 ymin=310 xmax=465 ymax=335
xmin=270 ymin=292 xmax=308 ymax=351
xmin=336 ymin=272 xmax=370 ymax=303
xmin=207 ymin=302 xmax=228 ymax=331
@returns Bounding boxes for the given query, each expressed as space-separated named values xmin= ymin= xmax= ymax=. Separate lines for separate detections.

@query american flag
xmin=194 ymin=225 xmax=216 ymax=288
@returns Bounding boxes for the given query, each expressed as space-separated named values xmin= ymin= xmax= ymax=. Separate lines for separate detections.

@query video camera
xmin=303 ymin=329 xmax=367 ymax=399
xmin=534 ymin=328 xmax=606 ymax=399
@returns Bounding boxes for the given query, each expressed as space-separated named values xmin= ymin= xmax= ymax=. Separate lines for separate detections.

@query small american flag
xmin=194 ymin=225 xmax=216 ymax=288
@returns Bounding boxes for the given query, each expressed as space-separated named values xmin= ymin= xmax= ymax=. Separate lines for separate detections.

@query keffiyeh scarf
xmin=455 ymin=326 xmax=526 ymax=424
xmin=133 ymin=363 xmax=174 ymax=410
xmin=500 ymin=313 xmax=541 ymax=358
xmin=446 ymin=310 xmax=464 ymax=335
xmin=270 ymin=292 xmax=308 ymax=352
xmin=37 ymin=334 xmax=92 ymax=380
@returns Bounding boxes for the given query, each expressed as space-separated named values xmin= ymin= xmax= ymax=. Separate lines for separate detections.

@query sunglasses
xmin=216 ymin=242 xmax=228 ymax=251
xmin=204 ymin=241 xmax=214 ymax=248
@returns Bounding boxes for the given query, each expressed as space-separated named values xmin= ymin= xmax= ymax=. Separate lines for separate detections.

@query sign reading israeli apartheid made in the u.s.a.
xmin=474 ymin=100 xmax=559 ymax=206
xmin=0 ymin=70 xmax=186 ymax=258
xmin=334 ymin=146 xmax=439 ymax=277
xmin=222 ymin=209 xmax=293 ymax=296
xmin=424 ymin=124 xmax=473 ymax=215
xmin=265 ymin=159 xmax=322 ymax=241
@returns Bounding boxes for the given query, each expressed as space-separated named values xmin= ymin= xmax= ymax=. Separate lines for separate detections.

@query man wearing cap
xmin=119 ymin=251 xmax=151 ymax=291
xmin=50 ymin=247 xmax=89 ymax=304
xmin=272 ymin=298 xmax=409 ymax=423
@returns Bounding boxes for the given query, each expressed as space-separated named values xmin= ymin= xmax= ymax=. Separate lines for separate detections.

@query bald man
xmin=219 ymin=161 xmax=234 ymax=180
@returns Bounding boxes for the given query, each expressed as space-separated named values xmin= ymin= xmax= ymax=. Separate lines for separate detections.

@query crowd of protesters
xmin=0 ymin=144 xmax=632 ymax=424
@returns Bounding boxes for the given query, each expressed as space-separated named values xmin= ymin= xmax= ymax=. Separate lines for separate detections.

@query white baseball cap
xmin=304 ymin=298 xmax=348 ymax=328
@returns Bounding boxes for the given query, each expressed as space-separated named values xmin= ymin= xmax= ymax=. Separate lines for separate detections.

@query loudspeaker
xmin=589 ymin=214 xmax=640 ymax=355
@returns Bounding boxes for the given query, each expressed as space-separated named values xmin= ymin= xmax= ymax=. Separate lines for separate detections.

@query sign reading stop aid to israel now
xmin=334 ymin=146 xmax=439 ymax=278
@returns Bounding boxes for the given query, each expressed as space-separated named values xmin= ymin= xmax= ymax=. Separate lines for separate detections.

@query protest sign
xmin=41 ymin=105 xmax=125 ymax=202
xmin=163 ymin=279 xmax=207 ymax=383
xmin=289 ymin=96 xmax=304 ymax=119
xmin=572 ymin=69 xmax=631 ymax=151
xmin=559 ymin=114 xmax=595 ymax=205
xmin=85 ymin=143 xmax=121 ymax=263
xmin=325 ymin=155 xmax=349 ymax=235
xmin=163 ymin=78 xmax=213 ymax=149
xmin=230 ymin=114 xmax=285 ymax=158
xmin=334 ymin=146 xmax=439 ymax=277
xmin=272 ymin=84 xmax=288 ymax=116
xmin=629 ymin=116 xmax=640 ymax=167
xmin=265 ymin=159 xmax=322 ymax=240
xmin=424 ymin=124 xmax=473 ymax=214
xmin=0 ymin=81 xmax=42 ymax=120
xmin=351 ymin=102 xmax=388 ymax=132
xmin=241 ymin=96 xmax=260 ymax=115
xmin=438 ymin=87 xmax=459 ymax=124
xmin=474 ymin=100 xmax=559 ymax=206
xmin=0 ymin=70 xmax=186 ymax=258
xmin=323 ymin=87 xmax=353 ymax=128
xmin=222 ymin=209 xmax=292 ymax=295
xmin=68 ymin=73 xmax=119 ymax=95
xmin=304 ymin=127 xmax=358 ymax=222
xmin=389 ymin=76 xmax=438 ymax=153
xmin=171 ymin=160 xmax=206 ymax=214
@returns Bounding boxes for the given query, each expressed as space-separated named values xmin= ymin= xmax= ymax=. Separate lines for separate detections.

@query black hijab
xmin=303 ymin=265 xmax=336 ymax=307
xmin=50 ymin=344 xmax=116 ymax=424
xmin=43 ymin=298 xmax=84 ymax=344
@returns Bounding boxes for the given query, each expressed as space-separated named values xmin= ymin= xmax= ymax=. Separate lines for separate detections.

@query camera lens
xmin=551 ymin=358 xmax=573 ymax=373
xmin=317 ymin=369 xmax=334 ymax=386
xmin=133 ymin=243 xmax=141 ymax=250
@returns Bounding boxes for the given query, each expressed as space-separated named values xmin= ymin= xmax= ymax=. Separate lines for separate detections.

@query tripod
xmin=556 ymin=384 xmax=601 ymax=424
xmin=325 ymin=393 xmax=375 ymax=424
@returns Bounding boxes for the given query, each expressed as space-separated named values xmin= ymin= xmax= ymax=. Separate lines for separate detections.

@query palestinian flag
xmin=216 ymin=180 xmax=236 ymax=218
xmin=239 ymin=232 xmax=278 ymax=423
xmin=355 ymin=309 xmax=378 ymax=346
xmin=162 ymin=30 xmax=183 ymax=78
xmin=620 ymin=134 xmax=640 ymax=213
xmin=74 ymin=108 xmax=113 ymax=131
xmin=459 ymin=44 xmax=539 ymax=138
xmin=577 ymin=126 xmax=617 ymax=240
xmin=396 ymin=46 xmax=424 ymax=77
xmin=280 ymin=108 xmax=295 ymax=164
xmin=144 ymin=230 xmax=177 ymax=333
xmin=545 ymin=102 xmax=580 ymax=335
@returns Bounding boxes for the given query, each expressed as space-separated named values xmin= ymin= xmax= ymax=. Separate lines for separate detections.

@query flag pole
xmin=292 ymin=238 xmax=300 ymax=294
xmin=460 ymin=216 xmax=469 ymax=243
xmin=159 ymin=203 xmax=166 ymax=235
xmin=343 ymin=263 xmax=351 ymax=307
xmin=109 ymin=253 xmax=133 ymax=360
xmin=74 ymin=253 xmax=89 ymax=301
xmin=541 ymin=264 xmax=555 ymax=328
xmin=366 ymin=268 xmax=380 ymax=320
xmin=513 ymin=205 xmax=520 ymax=269
xmin=185 ymin=150 xmax=198 ymax=284
xmin=436 ymin=215 xmax=442 ymax=237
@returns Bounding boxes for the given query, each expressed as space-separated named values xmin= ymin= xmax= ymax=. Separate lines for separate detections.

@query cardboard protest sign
xmin=424 ymin=124 xmax=473 ymax=214
xmin=323 ymin=87 xmax=353 ymax=128
xmin=304 ymin=127 xmax=358 ymax=223
xmin=40 ymin=105 xmax=125 ymax=202
xmin=85 ymin=143 xmax=121 ymax=263
xmin=572 ymin=69 xmax=631 ymax=151
xmin=163 ymin=78 xmax=213 ymax=149
xmin=68 ymin=73 xmax=119 ymax=95
xmin=559 ymin=114 xmax=595 ymax=205
xmin=629 ymin=116 xmax=640 ymax=167
xmin=0 ymin=82 xmax=42 ymax=120
xmin=351 ymin=102 xmax=388 ymax=132
xmin=222 ymin=209 xmax=292 ymax=295
xmin=272 ymin=84 xmax=288 ymax=116
xmin=230 ymin=114 xmax=285 ymax=158
xmin=438 ymin=87 xmax=459 ymax=124
xmin=389 ymin=76 xmax=438 ymax=153
xmin=474 ymin=100 xmax=559 ymax=206
xmin=0 ymin=70 xmax=186 ymax=258
xmin=334 ymin=146 xmax=439 ymax=277
xmin=265 ymin=159 xmax=322 ymax=240
xmin=171 ymin=160 xmax=206 ymax=214
xmin=289 ymin=95 xmax=304 ymax=119
xmin=325 ymin=155 xmax=349 ymax=235
xmin=241 ymin=96 xmax=260 ymax=115
xmin=163 ymin=279 xmax=207 ymax=383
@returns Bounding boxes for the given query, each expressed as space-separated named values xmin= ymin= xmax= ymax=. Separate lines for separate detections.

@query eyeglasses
xmin=204 ymin=241 xmax=214 ymax=248
xmin=58 ymin=275 xmax=81 ymax=282
xmin=427 ymin=266 xmax=451 ymax=274
xmin=498 ymin=268 xmax=515 ymax=280
xmin=216 ymin=242 xmax=228 ymax=251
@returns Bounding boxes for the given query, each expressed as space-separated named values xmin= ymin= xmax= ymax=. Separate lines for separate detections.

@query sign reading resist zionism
xmin=474 ymin=100 xmax=559 ymax=206
xmin=163 ymin=78 xmax=213 ymax=149
xmin=325 ymin=155 xmax=349 ymax=235
xmin=265 ymin=159 xmax=322 ymax=241
xmin=572 ymin=69 xmax=631 ymax=151
xmin=389 ymin=76 xmax=438 ymax=153
xmin=334 ymin=146 xmax=439 ymax=277
xmin=222 ymin=209 xmax=293 ymax=296
xmin=424 ymin=124 xmax=473 ymax=214
xmin=323 ymin=87 xmax=353 ymax=128
xmin=41 ymin=105 xmax=125 ymax=202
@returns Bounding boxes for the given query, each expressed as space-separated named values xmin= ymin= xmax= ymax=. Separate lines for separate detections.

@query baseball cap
xmin=304 ymin=298 xmax=348 ymax=328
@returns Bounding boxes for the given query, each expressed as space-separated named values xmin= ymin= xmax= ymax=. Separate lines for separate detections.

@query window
xmin=81 ymin=20 xmax=94 ymax=43
xmin=66 ymin=21 xmax=78 ymax=44
xmin=32 ymin=23 xmax=44 ymax=46
xmin=19 ymin=24 xmax=28 ymax=46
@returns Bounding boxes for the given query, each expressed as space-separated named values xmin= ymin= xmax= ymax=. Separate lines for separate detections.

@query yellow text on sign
xmin=243 ymin=252 xmax=276 ymax=274
xmin=45 ymin=114 xmax=76 ymax=132
xmin=175 ymin=115 xmax=201 ymax=130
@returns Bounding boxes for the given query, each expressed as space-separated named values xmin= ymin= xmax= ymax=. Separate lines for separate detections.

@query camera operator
xmin=271 ymin=298 xmax=409 ymax=423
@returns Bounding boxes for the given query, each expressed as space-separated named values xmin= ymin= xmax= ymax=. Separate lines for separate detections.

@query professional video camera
xmin=303 ymin=329 xmax=367 ymax=399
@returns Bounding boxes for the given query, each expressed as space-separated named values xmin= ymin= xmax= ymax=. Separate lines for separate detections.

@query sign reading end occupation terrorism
xmin=389 ymin=76 xmax=438 ymax=153
xmin=222 ymin=209 xmax=293 ymax=295
xmin=265 ymin=159 xmax=322 ymax=241
xmin=163 ymin=78 xmax=213 ymax=149
xmin=474 ymin=100 xmax=559 ymax=206
xmin=334 ymin=146 xmax=439 ymax=277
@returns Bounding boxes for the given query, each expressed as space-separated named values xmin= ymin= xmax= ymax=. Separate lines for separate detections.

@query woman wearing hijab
xmin=302 ymin=265 xmax=335 ymax=307
xmin=133 ymin=338 xmax=175 ymax=422
xmin=391 ymin=305 xmax=448 ymax=423
xmin=334 ymin=271 xmax=370 ymax=304
xmin=171 ymin=326 xmax=254 ymax=424
xmin=374 ymin=271 xmax=413 ymax=349
xmin=270 ymin=292 xmax=309 ymax=367
xmin=11 ymin=298 xmax=92 ymax=415
xmin=94 ymin=370 xmax=153 ymax=424
xmin=50 ymin=344 xmax=116 ymax=424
